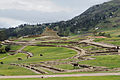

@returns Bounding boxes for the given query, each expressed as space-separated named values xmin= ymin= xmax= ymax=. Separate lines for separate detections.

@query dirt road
xmin=0 ymin=73 xmax=120 ymax=79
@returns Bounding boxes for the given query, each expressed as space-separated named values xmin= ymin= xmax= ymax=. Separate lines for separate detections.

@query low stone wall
xmin=9 ymin=50 xmax=16 ymax=52
xmin=93 ymin=52 xmax=120 ymax=56
xmin=30 ymin=64 xmax=65 ymax=72
xmin=10 ymin=63 xmax=47 ymax=74
xmin=41 ymin=42 xmax=79 ymax=44
xmin=19 ymin=51 xmax=33 ymax=57
xmin=91 ymin=50 xmax=118 ymax=54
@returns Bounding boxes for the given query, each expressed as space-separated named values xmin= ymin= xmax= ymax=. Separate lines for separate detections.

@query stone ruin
xmin=41 ymin=27 xmax=59 ymax=37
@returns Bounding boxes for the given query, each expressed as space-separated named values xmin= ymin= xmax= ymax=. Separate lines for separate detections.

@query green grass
xmin=0 ymin=64 xmax=37 ymax=76
xmin=15 ymin=38 xmax=35 ymax=42
xmin=94 ymin=38 xmax=106 ymax=42
xmin=1 ymin=46 xmax=77 ymax=64
xmin=0 ymin=45 xmax=22 ymax=59
xmin=1 ymin=76 xmax=120 ymax=80
xmin=10 ymin=45 xmax=22 ymax=51
xmin=0 ymin=54 xmax=8 ymax=59
xmin=1 ymin=53 xmax=27 ymax=64
xmin=103 ymin=26 xmax=120 ymax=37
xmin=22 ymin=46 xmax=77 ymax=63
xmin=79 ymin=55 xmax=120 ymax=69
xmin=54 ymin=64 xmax=74 ymax=70
xmin=0 ymin=46 xmax=77 ymax=75
xmin=94 ymin=37 xmax=120 ymax=46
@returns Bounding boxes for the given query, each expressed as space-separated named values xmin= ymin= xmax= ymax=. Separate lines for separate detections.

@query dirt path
xmin=0 ymin=73 xmax=120 ymax=78
xmin=0 ymin=57 xmax=7 ymax=60
xmin=69 ymin=47 xmax=86 ymax=59
xmin=80 ymin=39 xmax=117 ymax=48
xmin=16 ymin=39 xmax=36 ymax=54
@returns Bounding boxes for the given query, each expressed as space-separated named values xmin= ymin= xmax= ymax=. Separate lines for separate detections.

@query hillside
xmin=3 ymin=0 xmax=120 ymax=39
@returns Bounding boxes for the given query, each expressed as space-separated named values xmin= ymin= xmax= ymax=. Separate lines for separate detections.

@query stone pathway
xmin=0 ymin=73 xmax=120 ymax=79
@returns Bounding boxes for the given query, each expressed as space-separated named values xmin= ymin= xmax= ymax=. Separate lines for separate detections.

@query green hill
xmin=2 ymin=0 xmax=120 ymax=39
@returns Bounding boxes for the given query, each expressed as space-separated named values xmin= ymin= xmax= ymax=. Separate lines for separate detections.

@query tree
xmin=0 ymin=30 xmax=7 ymax=41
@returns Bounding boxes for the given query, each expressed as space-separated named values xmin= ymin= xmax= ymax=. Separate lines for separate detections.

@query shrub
xmin=0 ymin=45 xmax=10 ymax=54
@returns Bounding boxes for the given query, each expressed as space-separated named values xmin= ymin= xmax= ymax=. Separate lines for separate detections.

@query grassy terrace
xmin=101 ymin=26 xmax=120 ymax=37
xmin=23 ymin=46 xmax=77 ymax=63
xmin=79 ymin=55 xmax=120 ymax=69
xmin=54 ymin=64 xmax=74 ymax=70
xmin=14 ymin=37 xmax=36 ymax=42
xmin=1 ymin=53 xmax=27 ymax=64
xmin=1 ymin=46 xmax=77 ymax=64
xmin=0 ymin=45 xmax=36 ymax=76
xmin=0 ymin=46 xmax=77 ymax=75
xmin=94 ymin=37 xmax=120 ymax=46
xmin=0 ymin=45 xmax=22 ymax=59
xmin=1 ymin=76 xmax=120 ymax=80
xmin=0 ymin=54 xmax=8 ymax=59
xmin=52 ymin=55 xmax=120 ymax=70
xmin=10 ymin=45 xmax=22 ymax=51
xmin=0 ymin=65 xmax=36 ymax=76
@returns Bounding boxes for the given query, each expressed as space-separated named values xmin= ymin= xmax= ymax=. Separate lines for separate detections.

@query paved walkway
xmin=0 ymin=73 xmax=120 ymax=78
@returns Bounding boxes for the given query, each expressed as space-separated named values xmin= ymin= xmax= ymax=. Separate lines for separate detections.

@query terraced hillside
xmin=1 ymin=35 xmax=120 ymax=76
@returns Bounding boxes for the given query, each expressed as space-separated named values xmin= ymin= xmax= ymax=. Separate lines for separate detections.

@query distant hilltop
xmin=1 ymin=0 xmax=120 ymax=40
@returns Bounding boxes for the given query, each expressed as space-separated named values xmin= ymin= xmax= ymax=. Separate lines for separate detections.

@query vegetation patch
xmin=23 ymin=46 xmax=77 ymax=63
xmin=0 ymin=64 xmax=37 ymax=76
xmin=79 ymin=55 xmax=120 ymax=69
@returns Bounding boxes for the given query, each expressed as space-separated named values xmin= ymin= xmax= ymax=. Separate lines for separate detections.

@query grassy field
xmin=1 ymin=76 xmax=120 ymax=80
xmin=79 ymin=55 xmax=120 ymax=69
xmin=1 ymin=46 xmax=77 ymax=64
xmin=94 ymin=37 xmax=120 ymax=46
xmin=0 ymin=64 xmax=37 ymax=76
xmin=54 ymin=64 xmax=74 ymax=70
xmin=0 ymin=46 xmax=77 ymax=75
xmin=0 ymin=54 xmax=8 ymax=59
xmin=22 ymin=46 xmax=77 ymax=63
xmin=0 ymin=45 xmax=22 ymax=59
xmin=1 ymin=46 xmax=77 ymax=63
xmin=1 ymin=53 xmax=27 ymax=64
xmin=14 ymin=37 xmax=36 ymax=42
xmin=10 ymin=45 xmax=22 ymax=51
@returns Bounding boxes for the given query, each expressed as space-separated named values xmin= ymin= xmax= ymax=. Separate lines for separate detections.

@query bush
xmin=118 ymin=35 xmax=120 ymax=37
xmin=5 ymin=45 xmax=10 ymax=52
xmin=97 ymin=32 xmax=111 ymax=38
xmin=0 ymin=45 xmax=10 ymax=54
xmin=0 ymin=46 xmax=6 ymax=53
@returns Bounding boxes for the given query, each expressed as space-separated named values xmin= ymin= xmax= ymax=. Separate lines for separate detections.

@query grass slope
xmin=79 ymin=55 xmax=120 ymax=69
xmin=0 ymin=65 xmax=36 ymax=76
xmin=23 ymin=46 xmax=77 ymax=63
